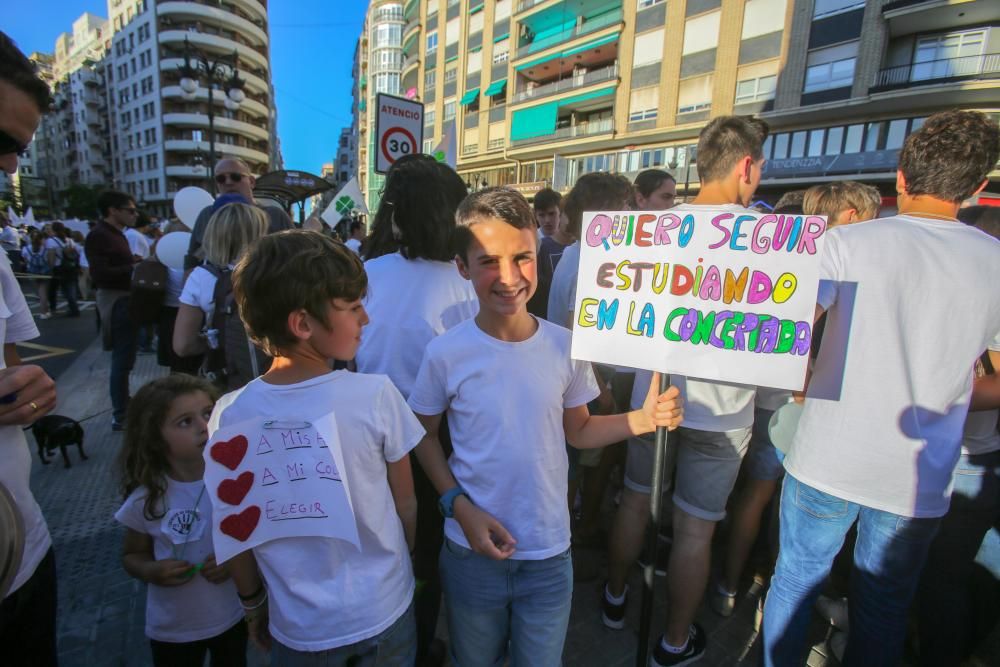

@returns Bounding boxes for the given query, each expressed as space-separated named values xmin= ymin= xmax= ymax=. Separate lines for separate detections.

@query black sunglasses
xmin=0 ymin=130 xmax=29 ymax=157
xmin=215 ymin=172 xmax=245 ymax=184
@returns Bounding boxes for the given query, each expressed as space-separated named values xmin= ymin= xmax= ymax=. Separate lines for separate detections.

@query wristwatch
xmin=438 ymin=486 xmax=469 ymax=518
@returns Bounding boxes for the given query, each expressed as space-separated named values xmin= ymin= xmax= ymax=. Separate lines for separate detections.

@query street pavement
xmin=22 ymin=294 xmax=840 ymax=666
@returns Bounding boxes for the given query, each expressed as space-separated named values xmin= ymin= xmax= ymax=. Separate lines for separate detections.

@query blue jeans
xmin=916 ymin=450 xmax=1000 ymax=665
xmin=440 ymin=539 xmax=572 ymax=667
xmin=762 ymin=474 xmax=940 ymax=667
xmin=270 ymin=601 xmax=415 ymax=666
xmin=110 ymin=296 xmax=138 ymax=422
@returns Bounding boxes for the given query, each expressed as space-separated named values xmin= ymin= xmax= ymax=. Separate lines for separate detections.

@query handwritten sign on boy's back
xmin=571 ymin=209 xmax=828 ymax=390
xmin=204 ymin=413 xmax=360 ymax=563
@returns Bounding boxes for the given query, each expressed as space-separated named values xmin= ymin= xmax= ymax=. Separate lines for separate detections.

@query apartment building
xmin=355 ymin=1 xmax=408 ymax=209
xmin=310 ymin=128 xmax=358 ymax=217
xmin=354 ymin=0 xmax=998 ymax=204
xmin=103 ymin=0 xmax=279 ymax=217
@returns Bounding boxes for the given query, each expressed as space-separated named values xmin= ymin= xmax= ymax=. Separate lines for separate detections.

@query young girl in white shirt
xmin=115 ymin=374 xmax=247 ymax=666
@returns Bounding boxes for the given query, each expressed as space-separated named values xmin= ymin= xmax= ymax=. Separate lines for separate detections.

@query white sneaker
xmin=815 ymin=595 xmax=849 ymax=631
xmin=37 ymin=312 xmax=52 ymax=320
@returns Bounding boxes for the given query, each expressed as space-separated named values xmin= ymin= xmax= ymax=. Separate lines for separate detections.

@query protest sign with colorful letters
xmin=570 ymin=209 xmax=828 ymax=390
xmin=204 ymin=413 xmax=360 ymax=563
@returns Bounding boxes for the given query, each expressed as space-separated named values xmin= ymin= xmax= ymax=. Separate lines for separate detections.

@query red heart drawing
xmin=217 ymin=471 xmax=254 ymax=506
xmin=220 ymin=505 xmax=261 ymax=542
xmin=210 ymin=435 xmax=248 ymax=471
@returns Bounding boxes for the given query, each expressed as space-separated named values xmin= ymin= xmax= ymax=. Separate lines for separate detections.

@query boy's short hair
xmin=803 ymin=181 xmax=881 ymax=223
xmin=562 ymin=172 xmax=633 ymax=239
xmin=533 ymin=188 xmax=562 ymax=211
xmin=233 ymin=230 xmax=366 ymax=356
xmin=454 ymin=187 xmax=535 ymax=261
xmin=898 ymin=110 xmax=1000 ymax=203
xmin=97 ymin=190 xmax=135 ymax=218
xmin=772 ymin=190 xmax=807 ymax=214
xmin=202 ymin=203 xmax=269 ymax=267
xmin=696 ymin=116 xmax=770 ymax=183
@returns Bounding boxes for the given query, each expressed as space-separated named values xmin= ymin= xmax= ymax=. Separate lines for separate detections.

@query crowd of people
xmin=2 ymin=29 xmax=1000 ymax=667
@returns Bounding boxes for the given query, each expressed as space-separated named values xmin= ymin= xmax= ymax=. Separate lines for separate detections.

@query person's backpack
xmin=54 ymin=238 xmax=79 ymax=274
xmin=201 ymin=264 xmax=271 ymax=390
xmin=128 ymin=259 xmax=169 ymax=325
xmin=25 ymin=249 xmax=49 ymax=276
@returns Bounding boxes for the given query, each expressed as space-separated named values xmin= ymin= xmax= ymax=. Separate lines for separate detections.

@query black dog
xmin=30 ymin=415 xmax=87 ymax=468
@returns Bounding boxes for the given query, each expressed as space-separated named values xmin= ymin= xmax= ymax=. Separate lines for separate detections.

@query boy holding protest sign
xmin=763 ymin=111 xmax=1000 ymax=666
xmin=208 ymin=231 xmax=424 ymax=664
xmin=599 ymin=116 xmax=770 ymax=665
xmin=408 ymin=187 xmax=684 ymax=666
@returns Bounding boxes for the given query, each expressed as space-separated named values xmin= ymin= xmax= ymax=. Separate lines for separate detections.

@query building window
xmin=741 ymin=0 xmax=787 ymax=41
xmin=677 ymin=75 xmax=713 ymax=114
xmin=466 ymin=49 xmax=482 ymax=74
xmin=493 ymin=39 xmax=509 ymax=64
xmin=446 ymin=18 xmax=460 ymax=45
xmin=682 ymin=12 xmax=721 ymax=56
xmin=638 ymin=0 xmax=664 ymax=8
xmin=812 ymin=0 xmax=865 ymax=19
xmin=444 ymin=98 xmax=456 ymax=121
xmin=628 ymin=87 xmax=658 ymax=122
xmin=735 ymin=74 xmax=776 ymax=103
xmin=424 ymin=109 xmax=435 ymax=129
xmin=804 ymin=41 xmax=858 ymax=93
xmin=426 ymin=31 xmax=438 ymax=54
xmin=444 ymin=65 xmax=457 ymax=83
xmin=375 ymin=24 xmax=402 ymax=48
xmin=633 ymin=29 xmax=664 ymax=67
xmin=425 ymin=70 xmax=436 ymax=88
xmin=912 ymin=30 xmax=985 ymax=80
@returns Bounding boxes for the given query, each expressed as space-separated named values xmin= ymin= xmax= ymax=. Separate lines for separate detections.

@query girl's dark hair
xmin=365 ymin=154 xmax=468 ymax=261
xmin=118 ymin=375 xmax=220 ymax=521
xmin=633 ymin=169 xmax=676 ymax=199
xmin=958 ymin=205 xmax=1000 ymax=241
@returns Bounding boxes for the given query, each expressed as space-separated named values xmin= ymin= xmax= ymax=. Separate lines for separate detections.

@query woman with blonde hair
xmin=172 ymin=203 xmax=268 ymax=361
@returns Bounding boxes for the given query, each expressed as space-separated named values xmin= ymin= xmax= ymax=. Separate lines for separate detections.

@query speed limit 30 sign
xmin=374 ymin=93 xmax=424 ymax=174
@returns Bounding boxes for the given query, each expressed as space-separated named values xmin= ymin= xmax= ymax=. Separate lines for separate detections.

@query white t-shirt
xmin=74 ymin=239 xmax=88 ymax=269
xmin=547 ymin=241 xmax=580 ymax=327
xmin=0 ymin=226 xmax=20 ymax=250
xmin=785 ymin=217 xmax=1000 ymax=518
xmin=345 ymin=238 xmax=362 ymax=255
xmin=179 ymin=266 xmax=220 ymax=320
xmin=0 ymin=252 xmax=50 ymax=597
xmin=756 ymin=387 xmax=793 ymax=411
xmin=356 ymin=253 xmax=478 ymax=399
xmin=408 ymin=318 xmax=600 ymax=559
xmin=125 ymin=227 xmax=151 ymax=259
xmin=114 ymin=480 xmax=243 ymax=642
xmin=209 ymin=371 xmax=424 ymax=651
xmin=43 ymin=237 xmax=63 ymax=267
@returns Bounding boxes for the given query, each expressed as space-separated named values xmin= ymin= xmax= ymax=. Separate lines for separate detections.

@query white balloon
xmin=156 ymin=232 xmax=192 ymax=270
xmin=173 ymin=187 xmax=213 ymax=227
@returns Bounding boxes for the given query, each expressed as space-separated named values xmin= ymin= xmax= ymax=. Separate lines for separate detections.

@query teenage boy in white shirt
xmin=408 ymin=187 xmax=684 ymax=667
xmin=211 ymin=231 xmax=424 ymax=664
xmin=602 ymin=116 xmax=770 ymax=666
xmin=763 ymin=110 xmax=1000 ymax=666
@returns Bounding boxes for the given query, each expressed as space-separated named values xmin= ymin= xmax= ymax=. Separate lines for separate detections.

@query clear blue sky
xmin=5 ymin=0 xmax=367 ymax=176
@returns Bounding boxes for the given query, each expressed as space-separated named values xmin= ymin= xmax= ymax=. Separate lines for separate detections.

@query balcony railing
xmin=515 ymin=9 xmax=622 ymax=60
xmin=463 ymin=144 xmax=478 ymax=155
xmin=512 ymin=117 xmax=613 ymax=146
xmin=488 ymin=138 xmax=505 ymax=150
xmin=872 ymin=53 xmax=1000 ymax=90
xmin=513 ymin=63 xmax=618 ymax=103
xmin=882 ymin=0 xmax=933 ymax=12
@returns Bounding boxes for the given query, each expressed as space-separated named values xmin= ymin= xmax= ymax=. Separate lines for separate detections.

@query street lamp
xmin=177 ymin=37 xmax=246 ymax=194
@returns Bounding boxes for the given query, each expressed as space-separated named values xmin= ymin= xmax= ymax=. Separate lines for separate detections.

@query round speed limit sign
xmin=380 ymin=127 xmax=417 ymax=166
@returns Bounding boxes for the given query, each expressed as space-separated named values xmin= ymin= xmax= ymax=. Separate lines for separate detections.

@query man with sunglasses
xmin=0 ymin=31 xmax=60 ymax=667
xmin=183 ymin=157 xmax=292 ymax=270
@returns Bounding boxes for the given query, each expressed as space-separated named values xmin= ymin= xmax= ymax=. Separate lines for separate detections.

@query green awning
xmin=516 ymin=32 xmax=620 ymax=71
xmin=511 ymin=102 xmax=558 ymax=141
xmin=460 ymin=88 xmax=481 ymax=105
xmin=558 ymin=86 xmax=615 ymax=107
xmin=470 ymin=2 xmax=484 ymax=13
xmin=484 ymin=79 xmax=507 ymax=96
xmin=493 ymin=32 xmax=510 ymax=43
